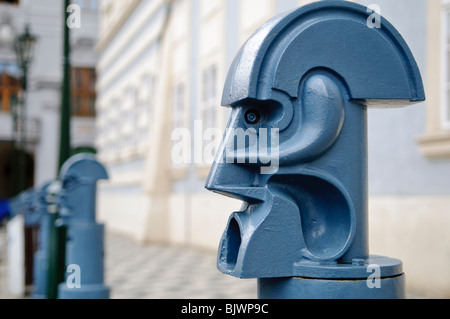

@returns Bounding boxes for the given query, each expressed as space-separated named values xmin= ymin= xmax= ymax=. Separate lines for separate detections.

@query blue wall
xmin=354 ymin=0 xmax=450 ymax=195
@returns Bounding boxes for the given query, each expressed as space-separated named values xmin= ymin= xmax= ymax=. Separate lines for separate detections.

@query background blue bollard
xmin=56 ymin=153 xmax=110 ymax=299
xmin=31 ymin=181 xmax=59 ymax=299
xmin=9 ymin=189 xmax=38 ymax=225
xmin=206 ymin=1 xmax=425 ymax=299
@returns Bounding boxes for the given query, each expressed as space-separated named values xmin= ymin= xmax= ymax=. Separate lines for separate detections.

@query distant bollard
xmin=9 ymin=189 xmax=38 ymax=225
xmin=56 ymin=153 xmax=110 ymax=299
xmin=206 ymin=1 xmax=425 ymax=299
xmin=31 ymin=181 xmax=59 ymax=299
xmin=46 ymin=181 xmax=66 ymax=300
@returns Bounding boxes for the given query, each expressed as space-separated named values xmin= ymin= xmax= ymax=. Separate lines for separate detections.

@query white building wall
xmin=96 ymin=0 xmax=168 ymax=242
xmin=0 ymin=0 xmax=99 ymax=187
xmin=96 ymin=0 xmax=450 ymax=297
xmin=94 ymin=0 xmax=345 ymax=246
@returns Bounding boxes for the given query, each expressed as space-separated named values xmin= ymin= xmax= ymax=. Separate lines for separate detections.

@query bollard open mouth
xmin=270 ymin=172 xmax=356 ymax=263
xmin=218 ymin=215 xmax=242 ymax=273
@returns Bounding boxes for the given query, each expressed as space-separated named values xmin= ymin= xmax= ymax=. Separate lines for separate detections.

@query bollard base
xmin=58 ymin=283 xmax=110 ymax=299
xmin=31 ymin=251 xmax=48 ymax=299
xmin=258 ymin=273 xmax=405 ymax=299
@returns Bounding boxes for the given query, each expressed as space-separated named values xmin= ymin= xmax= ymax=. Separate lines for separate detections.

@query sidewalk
xmin=0 ymin=227 xmax=257 ymax=299
xmin=0 ymin=226 xmax=429 ymax=299
xmin=104 ymin=230 xmax=257 ymax=299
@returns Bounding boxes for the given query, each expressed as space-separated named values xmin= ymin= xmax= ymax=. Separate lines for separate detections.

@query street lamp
xmin=14 ymin=25 xmax=37 ymax=90
xmin=13 ymin=24 xmax=37 ymax=193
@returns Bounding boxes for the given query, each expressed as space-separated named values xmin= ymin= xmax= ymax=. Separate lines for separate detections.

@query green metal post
xmin=47 ymin=211 xmax=67 ymax=299
xmin=58 ymin=0 xmax=72 ymax=170
xmin=48 ymin=0 xmax=72 ymax=299
xmin=18 ymin=64 xmax=27 ymax=194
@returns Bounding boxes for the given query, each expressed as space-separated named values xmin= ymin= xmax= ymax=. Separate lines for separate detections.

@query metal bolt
xmin=245 ymin=109 xmax=260 ymax=125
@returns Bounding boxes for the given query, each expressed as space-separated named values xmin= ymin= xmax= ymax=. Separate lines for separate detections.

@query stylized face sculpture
xmin=207 ymin=72 xmax=356 ymax=279
xmin=205 ymin=1 xmax=425 ymax=279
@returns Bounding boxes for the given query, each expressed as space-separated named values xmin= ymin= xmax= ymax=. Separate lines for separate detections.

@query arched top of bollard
xmin=59 ymin=153 xmax=109 ymax=184
xmin=221 ymin=0 xmax=425 ymax=108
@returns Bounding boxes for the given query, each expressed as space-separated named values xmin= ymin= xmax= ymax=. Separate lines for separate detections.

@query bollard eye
xmin=244 ymin=109 xmax=261 ymax=125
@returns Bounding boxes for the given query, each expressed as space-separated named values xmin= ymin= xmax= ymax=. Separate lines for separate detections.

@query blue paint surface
xmin=206 ymin=0 xmax=424 ymax=299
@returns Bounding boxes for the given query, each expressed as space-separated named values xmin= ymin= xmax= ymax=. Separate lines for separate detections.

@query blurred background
xmin=0 ymin=0 xmax=449 ymax=299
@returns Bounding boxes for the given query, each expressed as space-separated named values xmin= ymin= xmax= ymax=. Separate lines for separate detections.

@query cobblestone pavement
xmin=0 ymin=227 xmax=432 ymax=299
xmin=0 ymin=227 xmax=256 ymax=299
xmin=104 ymin=230 xmax=257 ymax=299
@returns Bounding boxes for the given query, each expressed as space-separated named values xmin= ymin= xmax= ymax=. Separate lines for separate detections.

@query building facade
xmin=96 ymin=0 xmax=450 ymax=297
xmin=0 ymin=0 xmax=99 ymax=198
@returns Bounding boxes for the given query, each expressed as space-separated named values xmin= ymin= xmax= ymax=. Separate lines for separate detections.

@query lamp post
xmin=48 ymin=0 xmax=72 ymax=299
xmin=58 ymin=0 xmax=72 ymax=171
xmin=14 ymin=24 xmax=37 ymax=194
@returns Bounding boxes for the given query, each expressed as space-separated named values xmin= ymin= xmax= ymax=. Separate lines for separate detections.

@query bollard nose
xmin=205 ymin=107 xmax=269 ymax=203
xmin=205 ymin=164 xmax=267 ymax=203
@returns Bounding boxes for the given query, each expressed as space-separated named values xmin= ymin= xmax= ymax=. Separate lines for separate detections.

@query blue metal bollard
xmin=206 ymin=1 xmax=425 ymax=299
xmin=56 ymin=153 xmax=110 ymax=299
xmin=31 ymin=181 xmax=60 ymax=299
xmin=9 ymin=189 xmax=38 ymax=225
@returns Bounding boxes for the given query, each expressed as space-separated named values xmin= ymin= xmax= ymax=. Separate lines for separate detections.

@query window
xmin=0 ymin=0 xmax=19 ymax=5
xmin=0 ymin=66 xmax=21 ymax=113
xmin=442 ymin=1 xmax=450 ymax=128
xmin=417 ymin=0 xmax=450 ymax=158
xmin=171 ymin=82 xmax=188 ymax=168
xmin=72 ymin=0 xmax=98 ymax=11
xmin=172 ymin=83 xmax=186 ymax=132
xmin=109 ymin=99 xmax=120 ymax=159
xmin=95 ymin=106 xmax=104 ymax=151
xmin=71 ymin=67 xmax=97 ymax=117
xmin=201 ymin=65 xmax=218 ymax=130
xmin=122 ymin=87 xmax=138 ymax=153
xmin=137 ymin=75 xmax=155 ymax=149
